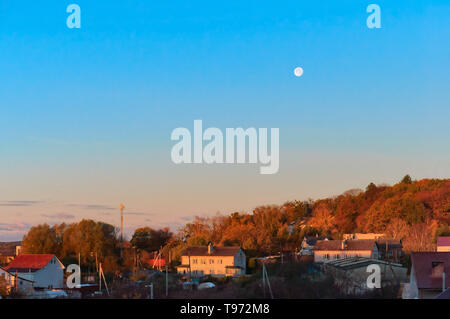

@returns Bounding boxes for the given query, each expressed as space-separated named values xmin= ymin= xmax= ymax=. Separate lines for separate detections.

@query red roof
xmin=411 ymin=252 xmax=450 ymax=289
xmin=437 ymin=237 xmax=450 ymax=247
xmin=145 ymin=258 xmax=166 ymax=267
xmin=4 ymin=254 xmax=55 ymax=273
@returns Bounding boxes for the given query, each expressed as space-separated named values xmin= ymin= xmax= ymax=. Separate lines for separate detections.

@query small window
xmin=432 ymin=262 xmax=444 ymax=277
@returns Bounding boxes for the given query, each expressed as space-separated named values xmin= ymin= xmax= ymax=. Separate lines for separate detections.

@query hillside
xmin=172 ymin=176 xmax=450 ymax=256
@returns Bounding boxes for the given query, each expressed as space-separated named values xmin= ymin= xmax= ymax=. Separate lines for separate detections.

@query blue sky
xmin=0 ymin=1 xmax=449 ymax=240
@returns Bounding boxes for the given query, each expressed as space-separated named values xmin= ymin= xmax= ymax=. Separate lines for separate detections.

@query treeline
xmin=163 ymin=176 xmax=450 ymax=261
xmin=21 ymin=176 xmax=450 ymax=271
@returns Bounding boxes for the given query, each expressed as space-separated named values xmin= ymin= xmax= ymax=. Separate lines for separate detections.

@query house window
xmin=432 ymin=262 xmax=444 ymax=277
xmin=209 ymin=259 xmax=214 ymax=264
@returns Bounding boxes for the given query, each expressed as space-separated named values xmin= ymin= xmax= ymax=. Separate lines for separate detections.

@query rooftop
xmin=314 ymin=239 xmax=376 ymax=251
xmin=4 ymin=254 xmax=57 ymax=273
xmin=436 ymin=287 xmax=450 ymax=299
xmin=437 ymin=237 xmax=450 ymax=247
xmin=324 ymin=256 xmax=404 ymax=271
xmin=181 ymin=246 xmax=242 ymax=257
xmin=411 ymin=252 xmax=450 ymax=289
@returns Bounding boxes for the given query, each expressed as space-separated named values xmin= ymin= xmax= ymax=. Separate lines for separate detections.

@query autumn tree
xmin=402 ymin=220 xmax=437 ymax=252
xmin=62 ymin=219 xmax=118 ymax=266
xmin=130 ymin=227 xmax=172 ymax=252
xmin=21 ymin=224 xmax=62 ymax=257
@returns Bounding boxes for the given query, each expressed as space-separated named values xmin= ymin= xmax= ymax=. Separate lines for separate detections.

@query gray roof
xmin=324 ymin=257 xmax=404 ymax=271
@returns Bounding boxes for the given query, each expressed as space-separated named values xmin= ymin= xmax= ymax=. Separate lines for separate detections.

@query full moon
xmin=294 ymin=67 xmax=304 ymax=77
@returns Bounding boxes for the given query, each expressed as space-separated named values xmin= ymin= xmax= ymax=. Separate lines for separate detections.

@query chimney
xmin=208 ymin=243 xmax=214 ymax=255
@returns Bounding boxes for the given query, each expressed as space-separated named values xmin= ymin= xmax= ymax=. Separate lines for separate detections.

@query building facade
xmin=437 ymin=237 xmax=450 ymax=252
xmin=406 ymin=252 xmax=450 ymax=299
xmin=0 ymin=266 xmax=34 ymax=295
xmin=177 ymin=244 xmax=246 ymax=277
xmin=4 ymin=254 xmax=64 ymax=289
xmin=314 ymin=239 xmax=379 ymax=263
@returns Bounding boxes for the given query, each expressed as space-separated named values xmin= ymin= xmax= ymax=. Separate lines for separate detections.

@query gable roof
xmin=411 ymin=252 xmax=450 ymax=289
xmin=314 ymin=239 xmax=376 ymax=251
xmin=181 ymin=246 xmax=242 ymax=257
xmin=437 ymin=237 xmax=450 ymax=247
xmin=4 ymin=254 xmax=59 ymax=273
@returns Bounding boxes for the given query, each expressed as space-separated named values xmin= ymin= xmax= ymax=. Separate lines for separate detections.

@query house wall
xmin=18 ymin=257 xmax=64 ymax=289
xmin=0 ymin=268 xmax=34 ymax=295
xmin=408 ymin=264 xmax=419 ymax=299
xmin=437 ymin=246 xmax=450 ymax=252
xmin=232 ymin=250 xmax=246 ymax=275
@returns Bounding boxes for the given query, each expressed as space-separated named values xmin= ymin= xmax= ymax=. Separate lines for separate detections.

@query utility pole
xmin=149 ymin=283 xmax=154 ymax=299
xmin=120 ymin=203 xmax=125 ymax=258
xmin=98 ymin=263 xmax=110 ymax=296
xmin=262 ymin=262 xmax=266 ymax=298
xmin=262 ymin=262 xmax=273 ymax=299
xmin=78 ymin=252 xmax=81 ymax=277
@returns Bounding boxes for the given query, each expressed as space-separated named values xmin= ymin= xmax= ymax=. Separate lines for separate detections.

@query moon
xmin=294 ymin=67 xmax=304 ymax=77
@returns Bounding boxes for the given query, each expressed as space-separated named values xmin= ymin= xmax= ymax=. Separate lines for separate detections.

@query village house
xmin=323 ymin=257 xmax=407 ymax=295
xmin=4 ymin=254 xmax=65 ymax=289
xmin=437 ymin=237 xmax=450 ymax=252
xmin=314 ymin=239 xmax=378 ymax=263
xmin=177 ymin=243 xmax=246 ymax=278
xmin=300 ymin=235 xmax=330 ymax=256
xmin=0 ymin=266 xmax=34 ymax=295
xmin=405 ymin=252 xmax=450 ymax=299
xmin=375 ymin=239 xmax=404 ymax=263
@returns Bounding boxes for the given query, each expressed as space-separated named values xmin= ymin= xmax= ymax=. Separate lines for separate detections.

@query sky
xmin=0 ymin=0 xmax=449 ymax=241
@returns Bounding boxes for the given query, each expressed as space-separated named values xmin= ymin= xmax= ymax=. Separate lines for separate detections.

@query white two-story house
xmin=177 ymin=243 xmax=246 ymax=277
xmin=5 ymin=254 xmax=64 ymax=289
